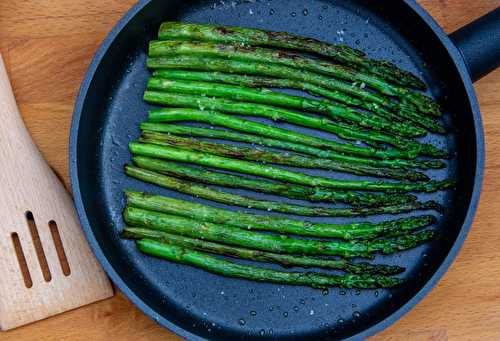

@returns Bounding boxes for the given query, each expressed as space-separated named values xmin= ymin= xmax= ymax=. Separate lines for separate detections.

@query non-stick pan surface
xmin=70 ymin=0 xmax=487 ymax=339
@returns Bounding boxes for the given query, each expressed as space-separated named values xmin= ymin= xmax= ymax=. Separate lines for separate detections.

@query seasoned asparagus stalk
xmin=145 ymin=109 xmax=446 ymax=169
xmin=123 ymin=227 xmax=405 ymax=275
xmin=152 ymin=69 xmax=445 ymax=133
xmin=129 ymin=142 xmax=455 ymax=193
xmin=157 ymin=22 xmax=425 ymax=89
xmin=147 ymin=78 xmax=423 ymax=139
xmin=126 ymin=166 xmax=440 ymax=216
xmin=148 ymin=56 xmax=436 ymax=127
xmin=124 ymin=206 xmax=436 ymax=258
xmin=140 ymin=131 xmax=429 ymax=181
xmin=149 ymin=41 xmax=439 ymax=115
xmin=147 ymin=55 xmax=386 ymax=105
xmin=144 ymin=91 xmax=446 ymax=158
xmin=154 ymin=68 xmax=365 ymax=107
xmin=132 ymin=156 xmax=418 ymax=207
xmin=125 ymin=191 xmax=435 ymax=240
xmin=136 ymin=239 xmax=403 ymax=289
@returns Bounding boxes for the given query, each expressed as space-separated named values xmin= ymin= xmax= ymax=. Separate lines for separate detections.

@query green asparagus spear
xmin=124 ymin=206 xmax=436 ymax=258
xmin=144 ymin=91 xmax=446 ymax=158
xmin=126 ymin=166 xmax=440 ymax=216
xmin=142 ymin=122 xmax=445 ymax=171
xmin=123 ymin=227 xmax=405 ymax=274
xmin=147 ymin=56 xmax=387 ymax=105
xmin=147 ymin=78 xmax=423 ymax=139
xmin=154 ymin=68 xmax=364 ymax=107
xmin=157 ymin=22 xmax=425 ymax=89
xmin=136 ymin=239 xmax=402 ymax=289
xmin=152 ymin=70 xmax=440 ymax=134
xmin=396 ymin=102 xmax=446 ymax=133
xmin=129 ymin=142 xmax=455 ymax=193
xmin=132 ymin=156 xmax=418 ymax=207
xmin=148 ymin=56 xmax=436 ymax=127
xmin=146 ymin=103 xmax=419 ymax=160
xmin=149 ymin=41 xmax=439 ymax=115
xmin=125 ymin=191 xmax=435 ymax=240
xmin=145 ymin=109 xmax=446 ymax=168
xmin=140 ymin=131 xmax=428 ymax=181
xmin=152 ymin=69 xmax=445 ymax=134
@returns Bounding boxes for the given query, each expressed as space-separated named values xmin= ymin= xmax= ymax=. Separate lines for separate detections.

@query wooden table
xmin=0 ymin=1 xmax=498 ymax=340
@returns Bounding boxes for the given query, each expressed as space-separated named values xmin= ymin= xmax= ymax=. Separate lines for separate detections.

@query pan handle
xmin=449 ymin=7 xmax=500 ymax=82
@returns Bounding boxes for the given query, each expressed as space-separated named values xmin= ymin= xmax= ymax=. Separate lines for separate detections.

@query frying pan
xmin=69 ymin=1 xmax=500 ymax=339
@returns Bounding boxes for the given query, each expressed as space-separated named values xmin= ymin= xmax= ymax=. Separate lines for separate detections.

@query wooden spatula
xmin=0 ymin=53 xmax=113 ymax=331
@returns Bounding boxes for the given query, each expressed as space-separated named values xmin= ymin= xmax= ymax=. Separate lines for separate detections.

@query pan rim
xmin=69 ymin=0 xmax=485 ymax=340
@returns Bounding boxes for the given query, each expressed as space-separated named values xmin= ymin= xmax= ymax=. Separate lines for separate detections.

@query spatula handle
xmin=0 ymin=53 xmax=18 ymax=117
xmin=0 ymin=53 xmax=40 ymax=164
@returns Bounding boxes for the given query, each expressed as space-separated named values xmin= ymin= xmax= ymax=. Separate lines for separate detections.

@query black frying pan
xmin=69 ymin=1 xmax=500 ymax=339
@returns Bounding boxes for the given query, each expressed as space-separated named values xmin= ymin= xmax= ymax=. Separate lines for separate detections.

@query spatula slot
xmin=26 ymin=211 xmax=52 ymax=282
xmin=11 ymin=233 xmax=33 ymax=288
xmin=49 ymin=220 xmax=71 ymax=276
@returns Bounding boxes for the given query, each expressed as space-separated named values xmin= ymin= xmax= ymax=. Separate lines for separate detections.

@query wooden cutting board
xmin=0 ymin=1 xmax=498 ymax=340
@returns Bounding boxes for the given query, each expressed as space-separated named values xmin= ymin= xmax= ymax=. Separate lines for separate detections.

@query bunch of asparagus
xmin=121 ymin=22 xmax=453 ymax=290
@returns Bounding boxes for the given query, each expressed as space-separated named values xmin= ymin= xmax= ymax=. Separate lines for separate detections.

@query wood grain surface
xmin=0 ymin=1 xmax=498 ymax=339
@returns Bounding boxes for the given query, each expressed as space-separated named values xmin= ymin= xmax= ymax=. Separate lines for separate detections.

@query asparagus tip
xmin=422 ymin=214 xmax=438 ymax=225
xmin=423 ymin=201 xmax=444 ymax=214
xmin=419 ymin=159 xmax=447 ymax=170
xmin=347 ymin=262 xmax=406 ymax=276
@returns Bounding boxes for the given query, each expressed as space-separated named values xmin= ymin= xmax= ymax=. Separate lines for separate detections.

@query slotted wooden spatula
xmin=0 ymin=53 xmax=113 ymax=331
